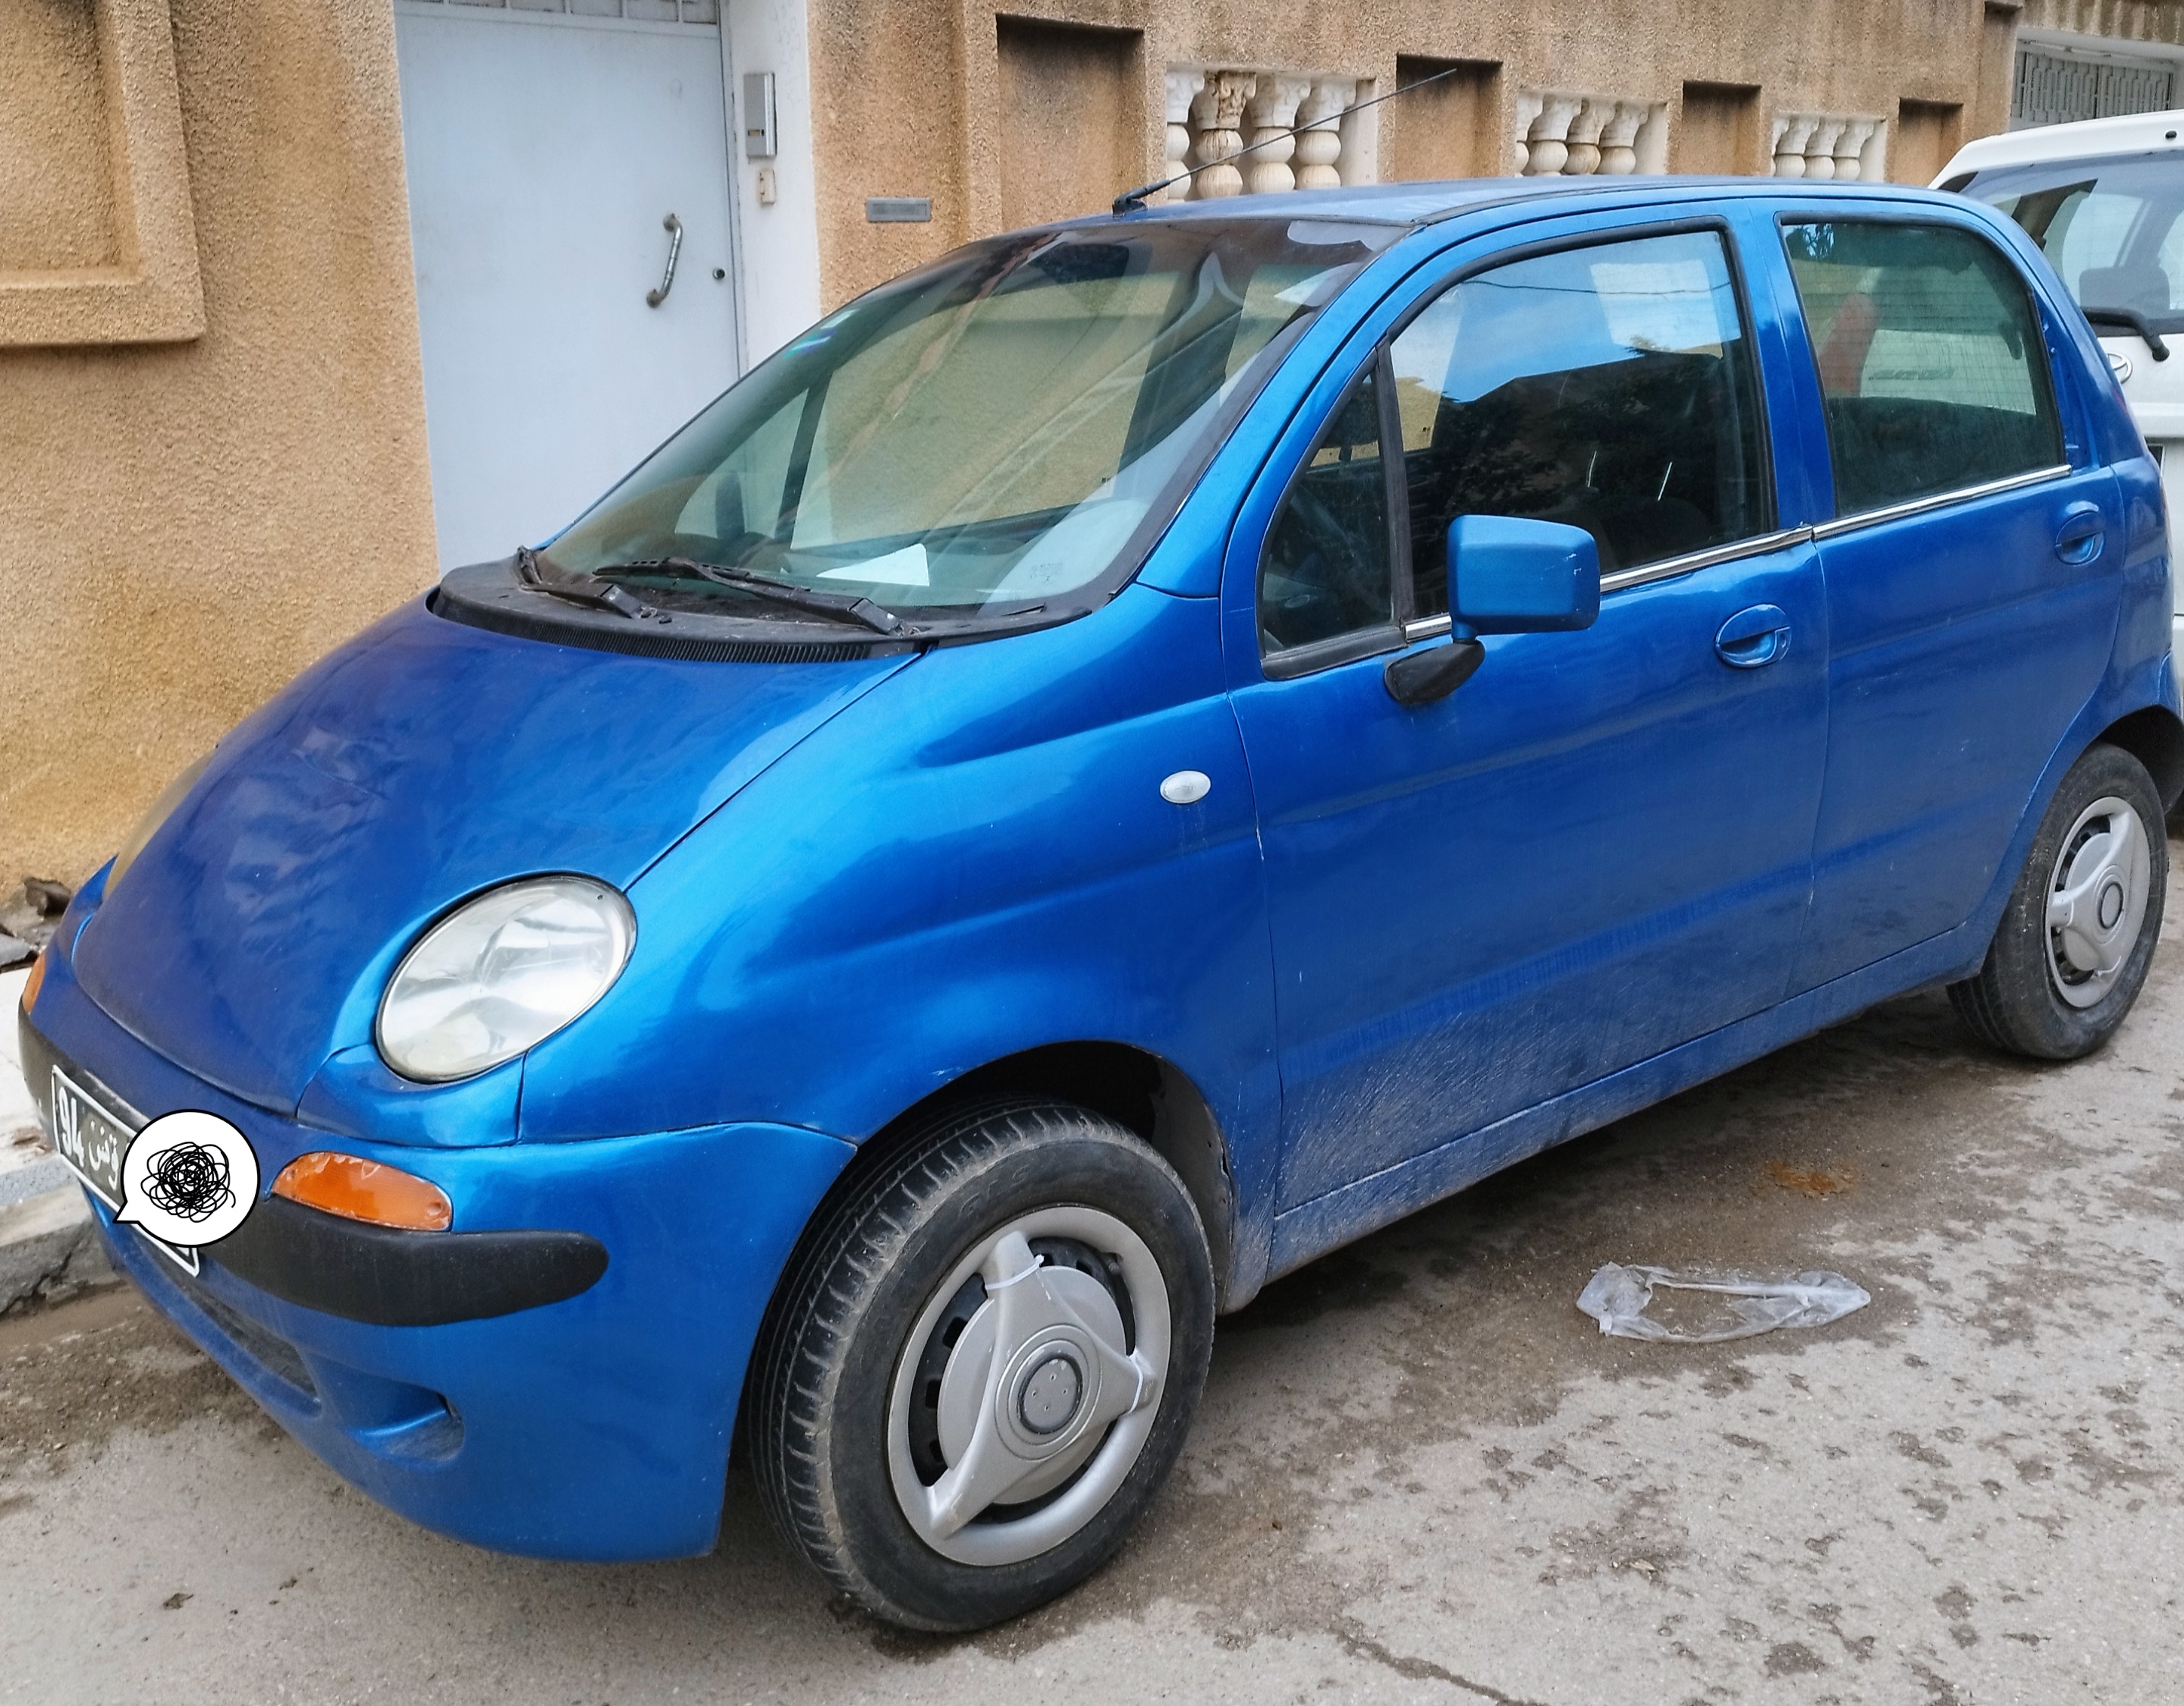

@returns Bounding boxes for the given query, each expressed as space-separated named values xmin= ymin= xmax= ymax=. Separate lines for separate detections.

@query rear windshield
xmin=1962 ymin=150 xmax=2184 ymax=331
xmin=538 ymin=218 xmax=1398 ymax=620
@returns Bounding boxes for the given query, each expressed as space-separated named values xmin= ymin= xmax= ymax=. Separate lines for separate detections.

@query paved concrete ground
xmin=5 ymin=859 xmax=2182 ymax=1704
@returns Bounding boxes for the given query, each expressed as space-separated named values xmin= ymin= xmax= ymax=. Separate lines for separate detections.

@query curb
xmin=0 ymin=1183 xmax=118 ymax=1314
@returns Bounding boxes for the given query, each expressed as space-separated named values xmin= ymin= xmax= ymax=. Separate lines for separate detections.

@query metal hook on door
xmin=646 ymin=213 xmax=683 ymax=307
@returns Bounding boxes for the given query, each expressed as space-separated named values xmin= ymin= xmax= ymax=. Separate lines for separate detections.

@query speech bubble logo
xmin=117 ymin=1111 xmax=259 ymax=1247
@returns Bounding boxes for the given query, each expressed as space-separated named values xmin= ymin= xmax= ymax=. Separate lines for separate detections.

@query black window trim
xmin=1771 ymin=206 xmax=2078 ymax=535
xmin=1258 ymin=212 xmax=1780 ymax=679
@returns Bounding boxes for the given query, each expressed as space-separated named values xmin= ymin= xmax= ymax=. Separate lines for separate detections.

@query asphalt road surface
xmin=5 ymin=855 xmax=2182 ymax=1704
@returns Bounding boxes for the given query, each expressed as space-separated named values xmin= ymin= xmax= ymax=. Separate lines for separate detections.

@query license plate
xmin=48 ymin=1067 xmax=197 ymax=1274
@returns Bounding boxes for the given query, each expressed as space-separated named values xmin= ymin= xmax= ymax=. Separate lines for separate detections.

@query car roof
xmin=1105 ymin=174 xmax=1969 ymax=231
xmin=1937 ymin=109 xmax=2184 ymax=182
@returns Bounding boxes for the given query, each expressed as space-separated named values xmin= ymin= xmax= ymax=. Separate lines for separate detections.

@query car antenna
xmin=1112 ymin=65 xmax=1466 ymax=215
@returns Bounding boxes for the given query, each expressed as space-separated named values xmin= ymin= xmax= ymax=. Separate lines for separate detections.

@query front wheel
xmin=1949 ymin=741 xmax=2167 ymax=1059
xmin=746 ymin=1100 xmax=1215 ymax=1631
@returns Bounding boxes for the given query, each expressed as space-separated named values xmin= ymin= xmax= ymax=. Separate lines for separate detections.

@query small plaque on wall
xmin=866 ymin=197 xmax=934 ymax=224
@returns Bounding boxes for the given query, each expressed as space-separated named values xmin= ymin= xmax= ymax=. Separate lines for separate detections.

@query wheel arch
xmin=2096 ymin=705 xmax=2184 ymax=812
xmin=821 ymin=1042 xmax=1241 ymax=1311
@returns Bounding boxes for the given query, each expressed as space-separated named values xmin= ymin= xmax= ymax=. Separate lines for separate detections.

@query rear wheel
xmin=746 ymin=1099 xmax=1214 ymax=1631
xmin=1948 ymin=742 xmax=2167 ymax=1059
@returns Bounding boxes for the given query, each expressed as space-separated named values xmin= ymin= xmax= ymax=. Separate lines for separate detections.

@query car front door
xmin=1768 ymin=212 xmax=2126 ymax=989
xmin=1224 ymin=213 xmax=1830 ymax=1223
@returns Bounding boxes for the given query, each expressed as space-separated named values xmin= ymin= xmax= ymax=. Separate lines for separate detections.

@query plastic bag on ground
xmin=1576 ymin=1263 xmax=1871 ymax=1343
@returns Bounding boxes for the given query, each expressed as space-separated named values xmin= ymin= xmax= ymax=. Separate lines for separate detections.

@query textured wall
xmin=0 ymin=0 xmax=435 ymax=888
xmin=2021 ymin=0 xmax=2184 ymax=46
xmin=805 ymin=0 xmax=2184 ymax=310
xmin=996 ymin=17 xmax=1142 ymax=233
xmin=0 ymin=1 xmax=117 ymax=271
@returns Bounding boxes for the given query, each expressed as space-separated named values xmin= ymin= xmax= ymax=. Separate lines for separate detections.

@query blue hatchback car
xmin=19 ymin=176 xmax=2179 ymax=1630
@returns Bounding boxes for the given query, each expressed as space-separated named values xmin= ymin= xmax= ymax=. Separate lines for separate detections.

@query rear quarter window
xmin=1781 ymin=220 xmax=2064 ymax=514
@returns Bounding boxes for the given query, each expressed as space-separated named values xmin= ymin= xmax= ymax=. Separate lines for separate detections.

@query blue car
xmin=17 ymin=175 xmax=2178 ymax=1631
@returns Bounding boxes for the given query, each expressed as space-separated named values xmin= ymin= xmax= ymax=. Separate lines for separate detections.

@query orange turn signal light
xmin=273 ymin=1152 xmax=452 ymax=1231
xmin=19 ymin=950 xmax=46 ymax=1015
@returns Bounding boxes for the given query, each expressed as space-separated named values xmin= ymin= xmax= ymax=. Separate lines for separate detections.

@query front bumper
xmin=20 ymin=931 xmax=853 ymax=1561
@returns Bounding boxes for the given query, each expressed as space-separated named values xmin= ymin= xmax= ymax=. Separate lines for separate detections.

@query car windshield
xmin=1963 ymin=150 xmax=2184 ymax=331
xmin=537 ymin=218 xmax=1400 ymax=619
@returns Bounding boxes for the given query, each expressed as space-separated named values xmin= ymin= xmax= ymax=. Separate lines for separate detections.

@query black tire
xmin=1948 ymin=742 xmax=2167 ymax=1060
xmin=746 ymin=1098 xmax=1215 ymax=1632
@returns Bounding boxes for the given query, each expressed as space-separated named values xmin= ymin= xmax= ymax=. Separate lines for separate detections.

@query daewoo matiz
xmin=19 ymin=176 xmax=2179 ymax=1630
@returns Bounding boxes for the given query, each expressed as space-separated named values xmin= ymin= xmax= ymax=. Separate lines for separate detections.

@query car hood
xmin=74 ymin=599 xmax=913 ymax=1113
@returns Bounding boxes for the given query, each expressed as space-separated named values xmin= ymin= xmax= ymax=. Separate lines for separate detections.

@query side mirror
xmin=1448 ymin=514 xmax=1601 ymax=635
xmin=1384 ymin=515 xmax=1600 ymax=708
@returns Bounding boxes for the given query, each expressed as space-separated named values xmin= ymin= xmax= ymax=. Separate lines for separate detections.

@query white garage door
xmin=394 ymin=2 xmax=743 ymax=569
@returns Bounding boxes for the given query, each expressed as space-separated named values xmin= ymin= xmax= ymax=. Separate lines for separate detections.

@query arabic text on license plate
xmin=49 ymin=1068 xmax=197 ymax=1274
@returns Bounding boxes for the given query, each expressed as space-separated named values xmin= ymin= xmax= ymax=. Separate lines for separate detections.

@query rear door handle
xmin=2054 ymin=502 xmax=2104 ymax=565
xmin=1715 ymin=604 xmax=1791 ymax=668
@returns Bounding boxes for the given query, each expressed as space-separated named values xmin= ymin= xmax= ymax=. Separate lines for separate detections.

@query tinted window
xmin=1259 ymin=366 xmax=1394 ymax=654
xmin=1782 ymin=221 xmax=2064 ymax=515
xmin=1965 ymin=152 xmax=2184 ymax=328
xmin=1389 ymin=230 xmax=1769 ymax=606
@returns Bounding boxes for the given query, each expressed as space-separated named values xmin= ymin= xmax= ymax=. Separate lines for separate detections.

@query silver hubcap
xmin=2045 ymin=794 xmax=2151 ymax=1010
xmin=887 ymin=1206 xmax=1169 ymax=1566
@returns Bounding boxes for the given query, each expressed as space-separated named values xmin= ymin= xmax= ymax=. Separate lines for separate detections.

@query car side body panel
xmin=516 ymin=582 xmax=1287 ymax=1289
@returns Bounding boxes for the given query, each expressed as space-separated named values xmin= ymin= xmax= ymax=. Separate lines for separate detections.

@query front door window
xmin=1391 ymin=230 xmax=1772 ymax=610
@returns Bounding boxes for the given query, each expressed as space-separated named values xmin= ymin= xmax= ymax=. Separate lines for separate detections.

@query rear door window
xmin=1780 ymin=220 xmax=2065 ymax=515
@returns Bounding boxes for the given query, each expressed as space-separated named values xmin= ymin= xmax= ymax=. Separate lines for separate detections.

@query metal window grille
xmin=2013 ymin=46 xmax=2176 ymax=130
xmin=409 ymin=2 xmax=724 ymax=23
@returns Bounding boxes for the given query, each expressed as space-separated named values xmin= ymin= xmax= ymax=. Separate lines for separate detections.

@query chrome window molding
xmin=1395 ymin=524 xmax=1816 ymax=633
xmin=1810 ymin=463 xmax=2075 ymax=542
xmin=1598 ymin=525 xmax=1817 ymax=594
xmin=1292 ymin=460 xmax=2076 ymax=666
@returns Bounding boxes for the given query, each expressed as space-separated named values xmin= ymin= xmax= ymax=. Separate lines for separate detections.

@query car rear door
xmin=1222 ymin=205 xmax=1830 ymax=1224
xmin=1764 ymin=208 xmax=2126 ymax=989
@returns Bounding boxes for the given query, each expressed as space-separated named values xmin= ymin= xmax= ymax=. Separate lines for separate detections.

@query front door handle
xmin=1715 ymin=604 xmax=1791 ymax=669
xmin=2054 ymin=502 xmax=2105 ymax=565
xmin=645 ymin=212 xmax=683 ymax=308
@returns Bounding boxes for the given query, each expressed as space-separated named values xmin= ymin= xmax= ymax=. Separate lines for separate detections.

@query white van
xmin=1940 ymin=112 xmax=2184 ymax=673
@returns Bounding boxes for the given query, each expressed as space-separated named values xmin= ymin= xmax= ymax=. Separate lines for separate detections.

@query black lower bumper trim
xmin=18 ymin=1010 xmax=607 ymax=1328
xmin=211 ymin=1196 xmax=609 ymax=1327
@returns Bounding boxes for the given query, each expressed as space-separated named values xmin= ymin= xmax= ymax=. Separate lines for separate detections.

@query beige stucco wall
xmin=806 ymin=0 xmax=2184 ymax=309
xmin=2022 ymin=0 xmax=2184 ymax=46
xmin=0 ymin=0 xmax=436 ymax=891
xmin=7 ymin=0 xmax=2184 ymax=900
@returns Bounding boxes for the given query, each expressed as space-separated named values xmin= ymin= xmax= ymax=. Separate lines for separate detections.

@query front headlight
xmin=376 ymin=875 xmax=636 ymax=1083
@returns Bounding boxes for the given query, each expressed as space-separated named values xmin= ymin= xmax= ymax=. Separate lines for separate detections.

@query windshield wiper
xmin=2083 ymin=306 xmax=2171 ymax=361
xmin=515 ymin=545 xmax=655 ymax=618
xmin=602 ymin=555 xmax=911 ymax=636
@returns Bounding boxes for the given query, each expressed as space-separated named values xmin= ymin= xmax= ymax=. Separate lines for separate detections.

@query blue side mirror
xmin=1447 ymin=514 xmax=1601 ymax=636
xmin=1385 ymin=515 xmax=1602 ymax=707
